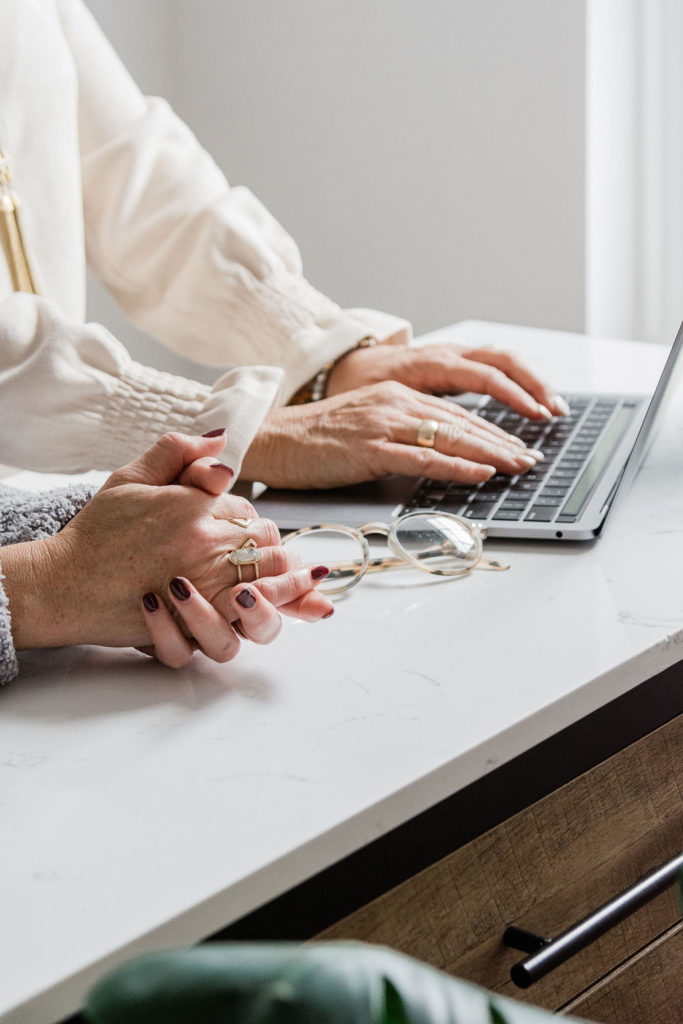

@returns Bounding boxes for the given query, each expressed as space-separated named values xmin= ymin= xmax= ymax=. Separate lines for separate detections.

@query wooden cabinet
xmin=563 ymin=921 xmax=682 ymax=1023
xmin=317 ymin=716 xmax=683 ymax=1022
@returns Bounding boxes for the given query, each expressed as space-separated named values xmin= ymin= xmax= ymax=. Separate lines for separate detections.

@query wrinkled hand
xmin=139 ymin=567 xmax=332 ymax=669
xmin=326 ymin=341 xmax=569 ymax=419
xmin=242 ymin=381 xmax=546 ymax=490
xmin=119 ymin=431 xmax=333 ymax=667
xmin=6 ymin=433 xmax=332 ymax=655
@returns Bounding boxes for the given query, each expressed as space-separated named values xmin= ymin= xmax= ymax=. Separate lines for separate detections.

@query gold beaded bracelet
xmin=289 ymin=336 xmax=376 ymax=405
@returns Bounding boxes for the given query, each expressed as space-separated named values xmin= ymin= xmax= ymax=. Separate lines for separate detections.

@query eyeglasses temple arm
xmin=327 ymin=549 xmax=509 ymax=578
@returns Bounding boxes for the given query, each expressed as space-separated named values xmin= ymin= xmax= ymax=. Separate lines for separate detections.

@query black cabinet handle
xmin=503 ymin=851 xmax=683 ymax=988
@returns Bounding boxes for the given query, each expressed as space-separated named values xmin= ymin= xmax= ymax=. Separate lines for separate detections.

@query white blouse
xmin=0 ymin=0 xmax=410 ymax=478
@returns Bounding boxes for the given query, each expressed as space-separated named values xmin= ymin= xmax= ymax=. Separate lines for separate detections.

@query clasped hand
xmin=3 ymin=431 xmax=332 ymax=669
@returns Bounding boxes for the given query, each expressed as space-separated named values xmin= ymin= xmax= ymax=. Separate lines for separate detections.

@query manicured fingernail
xmin=323 ymin=609 xmax=335 ymax=619
xmin=509 ymin=436 xmax=526 ymax=448
xmin=142 ymin=592 xmax=159 ymax=612
xmin=236 ymin=588 xmax=256 ymax=609
xmin=169 ymin=577 xmax=191 ymax=601
xmin=536 ymin=404 xmax=553 ymax=420
xmin=479 ymin=465 xmax=497 ymax=480
xmin=210 ymin=463 xmax=234 ymax=475
xmin=202 ymin=427 xmax=227 ymax=437
xmin=311 ymin=565 xmax=329 ymax=581
xmin=528 ymin=449 xmax=545 ymax=461
xmin=553 ymin=395 xmax=571 ymax=416
xmin=516 ymin=454 xmax=537 ymax=469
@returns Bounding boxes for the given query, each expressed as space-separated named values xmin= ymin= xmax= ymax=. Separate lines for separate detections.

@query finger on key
xmin=424 ymin=394 xmax=527 ymax=448
xmin=400 ymin=416 xmax=540 ymax=475
xmin=462 ymin=348 xmax=569 ymax=417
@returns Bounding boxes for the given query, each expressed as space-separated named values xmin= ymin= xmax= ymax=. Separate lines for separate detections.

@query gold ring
xmin=416 ymin=419 xmax=439 ymax=448
xmin=228 ymin=537 xmax=261 ymax=582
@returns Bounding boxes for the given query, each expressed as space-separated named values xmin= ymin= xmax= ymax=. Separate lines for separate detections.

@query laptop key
xmin=493 ymin=509 xmax=525 ymax=520
xmin=513 ymin=479 xmax=542 ymax=491
xmin=441 ymin=494 xmax=474 ymax=509
xmin=525 ymin=507 xmax=556 ymax=522
xmin=472 ymin=491 xmax=505 ymax=503
xmin=530 ymin=495 xmax=563 ymax=507
xmin=539 ymin=488 xmax=569 ymax=499
xmin=464 ymin=504 xmax=496 ymax=519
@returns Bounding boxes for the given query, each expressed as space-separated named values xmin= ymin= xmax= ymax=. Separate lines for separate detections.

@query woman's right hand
xmin=241 ymin=381 xmax=543 ymax=489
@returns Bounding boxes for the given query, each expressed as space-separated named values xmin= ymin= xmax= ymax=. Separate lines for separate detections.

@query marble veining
xmin=2 ymin=323 xmax=683 ymax=1024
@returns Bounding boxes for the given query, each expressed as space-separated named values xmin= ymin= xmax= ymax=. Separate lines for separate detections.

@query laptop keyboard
xmin=402 ymin=394 xmax=632 ymax=525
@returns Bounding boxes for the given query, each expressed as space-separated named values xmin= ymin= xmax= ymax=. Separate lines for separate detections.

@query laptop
xmin=254 ymin=322 xmax=683 ymax=541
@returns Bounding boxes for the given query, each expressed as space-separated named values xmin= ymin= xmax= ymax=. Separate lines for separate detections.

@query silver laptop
xmin=255 ymin=322 xmax=683 ymax=541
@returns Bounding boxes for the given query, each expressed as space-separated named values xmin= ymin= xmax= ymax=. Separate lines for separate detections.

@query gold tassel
xmin=0 ymin=151 xmax=39 ymax=295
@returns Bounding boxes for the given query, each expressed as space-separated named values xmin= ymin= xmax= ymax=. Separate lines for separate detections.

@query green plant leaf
xmin=85 ymin=942 xmax=588 ymax=1024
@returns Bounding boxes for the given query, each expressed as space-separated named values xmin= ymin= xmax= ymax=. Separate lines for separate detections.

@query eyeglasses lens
xmin=394 ymin=514 xmax=479 ymax=574
xmin=282 ymin=528 xmax=365 ymax=593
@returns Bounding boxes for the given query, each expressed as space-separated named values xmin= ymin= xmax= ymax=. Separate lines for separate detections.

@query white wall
xmin=86 ymin=0 xmax=586 ymax=382
xmin=586 ymin=0 xmax=683 ymax=345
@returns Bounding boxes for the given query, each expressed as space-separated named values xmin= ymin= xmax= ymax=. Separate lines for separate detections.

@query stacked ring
xmin=228 ymin=537 xmax=261 ymax=582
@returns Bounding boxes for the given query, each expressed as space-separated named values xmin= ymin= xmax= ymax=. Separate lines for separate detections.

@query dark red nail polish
xmin=236 ymin=588 xmax=256 ymax=609
xmin=202 ymin=427 xmax=226 ymax=438
xmin=209 ymin=463 xmax=234 ymax=474
xmin=169 ymin=577 xmax=191 ymax=601
xmin=143 ymin=592 xmax=159 ymax=612
xmin=323 ymin=608 xmax=335 ymax=619
xmin=311 ymin=565 xmax=329 ymax=581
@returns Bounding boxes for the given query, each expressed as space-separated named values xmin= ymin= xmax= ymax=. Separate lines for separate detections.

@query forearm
xmin=0 ymin=538 xmax=71 ymax=651
xmin=0 ymin=480 xmax=96 ymax=669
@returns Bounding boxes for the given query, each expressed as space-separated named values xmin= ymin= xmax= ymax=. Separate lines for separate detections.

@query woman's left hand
xmin=326 ymin=341 xmax=569 ymax=420
xmin=124 ymin=431 xmax=334 ymax=667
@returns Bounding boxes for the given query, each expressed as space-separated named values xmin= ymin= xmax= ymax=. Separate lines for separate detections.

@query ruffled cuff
xmin=97 ymin=358 xmax=283 ymax=481
xmin=260 ymin=288 xmax=413 ymax=404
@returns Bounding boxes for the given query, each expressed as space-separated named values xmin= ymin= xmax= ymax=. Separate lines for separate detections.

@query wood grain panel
xmin=562 ymin=922 xmax=683 ymax=1023
xmin=316 ymin=716 xmax=683 ymax=1011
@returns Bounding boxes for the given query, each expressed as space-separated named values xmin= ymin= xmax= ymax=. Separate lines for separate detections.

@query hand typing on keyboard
xmin=407 ymin=397 xmax=618 ymax=526
xmin=327 ymin=340 xmax=570 ymax=420
xmin=244 ymin=343 xmax=571 ymax=489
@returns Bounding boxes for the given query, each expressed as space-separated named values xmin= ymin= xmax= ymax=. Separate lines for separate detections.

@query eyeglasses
xmin=282 ymin=511 xmax=509 ymax=595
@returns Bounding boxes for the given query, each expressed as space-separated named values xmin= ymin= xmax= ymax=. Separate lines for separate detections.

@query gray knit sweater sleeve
xmin=0 ymin=482 xmax=96 ymax=685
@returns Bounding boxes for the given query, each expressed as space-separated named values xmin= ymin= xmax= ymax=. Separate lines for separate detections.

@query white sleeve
xmin=0 ymin=293 xmax=281 ymax=476
xmin=56 ymin=0 xmax=411 ymax=402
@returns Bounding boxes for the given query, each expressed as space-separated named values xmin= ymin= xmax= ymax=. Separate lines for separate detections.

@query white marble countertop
xmin=2 ymin=322 xmax=683 ymax=1024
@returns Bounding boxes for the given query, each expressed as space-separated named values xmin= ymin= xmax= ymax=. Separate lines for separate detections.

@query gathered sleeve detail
xmin=54 ymin=2 xmax=411 ymax=397
xmin=0 ymin=292 xmax=281 ymax=477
